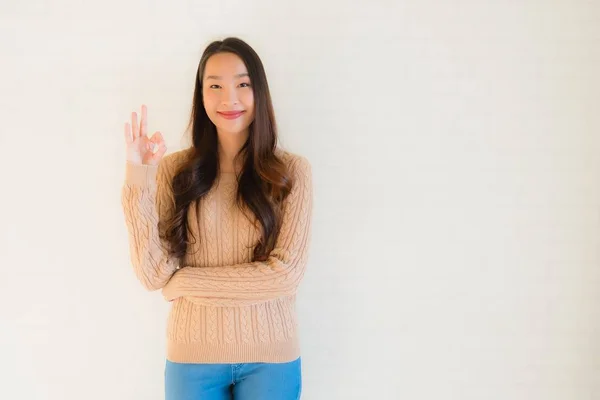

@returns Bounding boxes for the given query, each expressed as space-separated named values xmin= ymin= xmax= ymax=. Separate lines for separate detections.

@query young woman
xmin=121 ymin=37 xmax=313 ymax=399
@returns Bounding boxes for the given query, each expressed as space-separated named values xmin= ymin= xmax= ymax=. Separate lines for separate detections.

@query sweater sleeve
xmin=161 ymin=156 xmax=313 ymax=305
xmin=121 ymin=157 xmax=180 ymax=291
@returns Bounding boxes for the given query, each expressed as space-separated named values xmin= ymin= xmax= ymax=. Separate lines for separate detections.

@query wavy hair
xmin=159 ymin=37 xmax=293 ymax=263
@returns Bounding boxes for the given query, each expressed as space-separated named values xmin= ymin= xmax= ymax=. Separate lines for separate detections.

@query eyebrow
xmin=205 ymin=73 xmax=249 ymax=80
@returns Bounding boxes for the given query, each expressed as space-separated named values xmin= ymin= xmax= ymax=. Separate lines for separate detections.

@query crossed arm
xmin=121 ymin=153 xmax=313 ymax=307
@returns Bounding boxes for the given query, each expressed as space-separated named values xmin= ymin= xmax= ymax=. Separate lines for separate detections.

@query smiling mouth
xmin=217 ymin=111 xmax=245 ymax=119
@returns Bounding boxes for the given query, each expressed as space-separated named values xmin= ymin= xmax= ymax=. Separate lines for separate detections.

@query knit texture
xmin=121 ymin=147 xmax=313 ymax=363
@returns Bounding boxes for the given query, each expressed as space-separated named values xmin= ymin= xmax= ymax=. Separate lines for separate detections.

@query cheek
xmin=203 ymin=94 xmax=220 ymax=122
xmin=203 ymin=91 xmax=216 ymax=109
xmin=202 ymin=94 xmax=219 ymax=126
xmin=242 ymin=91 xmax=254 ymax=109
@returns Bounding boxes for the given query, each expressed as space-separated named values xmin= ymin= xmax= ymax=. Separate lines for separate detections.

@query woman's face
xmin=202 ymin=52 xmax=255 ymax=138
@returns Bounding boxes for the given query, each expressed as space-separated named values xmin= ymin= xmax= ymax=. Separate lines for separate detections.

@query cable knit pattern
xmin=121 ymin=147 xmax=313 ymax=363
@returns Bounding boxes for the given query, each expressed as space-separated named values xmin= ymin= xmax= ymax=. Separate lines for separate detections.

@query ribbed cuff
xmin=125 ymin=161 xmax=158 ymax=188
xmin=166 ymin=338 xmax=301 ymax=364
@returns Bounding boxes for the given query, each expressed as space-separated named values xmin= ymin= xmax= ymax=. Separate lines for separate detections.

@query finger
xmin=147 ymin=131 xmax=163 ymax=152
xmin=150 ymin=141 xmax=167 ymax=162
xmin=141 ymin=104 xmax=147 ymax=138
xmin=131 ymin=111 xmax=139 ymax=139
xmin=124 ymin=122 xmax=133 ymax=144
xmin=154 ymin=142 xmax=167 ymax=159
xmin=149 ymin=130 xmax=164 ymax=145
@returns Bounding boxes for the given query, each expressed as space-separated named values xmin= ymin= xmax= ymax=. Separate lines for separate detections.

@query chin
xmin=216 ymin=123 xmax=251 ymax=136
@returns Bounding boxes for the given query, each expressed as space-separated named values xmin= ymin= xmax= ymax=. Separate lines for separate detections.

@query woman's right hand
xmin=124 ymin=104 xmax=167 ymax=166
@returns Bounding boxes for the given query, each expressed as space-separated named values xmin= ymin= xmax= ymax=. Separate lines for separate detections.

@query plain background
xmin=1 ymin=1 xmax=599 ymax=399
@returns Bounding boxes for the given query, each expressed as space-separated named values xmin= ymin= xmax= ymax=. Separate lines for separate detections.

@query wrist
xmin=125 ymin=161 xmax=158 ymax=188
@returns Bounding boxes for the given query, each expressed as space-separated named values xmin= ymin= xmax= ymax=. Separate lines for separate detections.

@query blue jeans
xmin=164 ymin=357 xmax=302 ymax=400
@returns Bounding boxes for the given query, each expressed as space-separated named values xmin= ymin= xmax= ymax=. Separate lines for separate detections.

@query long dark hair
xmin=159 ymin=37 xmax=293 ymax=263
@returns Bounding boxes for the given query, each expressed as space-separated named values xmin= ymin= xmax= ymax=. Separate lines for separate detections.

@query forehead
xmin=203 ymin=52 xmax=249 ymax=80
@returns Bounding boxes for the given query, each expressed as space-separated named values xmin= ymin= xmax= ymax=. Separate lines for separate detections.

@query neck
xmin=217 ymin=129 xmax=249 ymax=173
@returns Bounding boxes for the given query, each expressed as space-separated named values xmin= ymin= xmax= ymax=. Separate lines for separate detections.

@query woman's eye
xmin=208 ymin=83 xmax=250 ymax=89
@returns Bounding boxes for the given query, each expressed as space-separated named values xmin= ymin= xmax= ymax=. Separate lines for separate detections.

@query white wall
xmin=1 ymin=1 xmax=599 ymax=399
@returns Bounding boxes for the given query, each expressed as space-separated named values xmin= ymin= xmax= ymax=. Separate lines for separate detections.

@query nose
xmin=221 ymin=86 xmax=239 ymax=106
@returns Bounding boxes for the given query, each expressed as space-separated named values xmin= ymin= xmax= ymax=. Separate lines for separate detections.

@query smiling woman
xmin=202 ymin=53 xmax=255 ymax=152
xmin=120 ymin=37 xmax=313 ymax=400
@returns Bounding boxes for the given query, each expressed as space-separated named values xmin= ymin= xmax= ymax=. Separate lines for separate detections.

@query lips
xmin=218 ymin=110 xmax=245 ymax=120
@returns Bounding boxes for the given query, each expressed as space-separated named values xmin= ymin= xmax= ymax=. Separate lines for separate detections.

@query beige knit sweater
xmin=121 ymin=147 xmax=313 ymax=364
